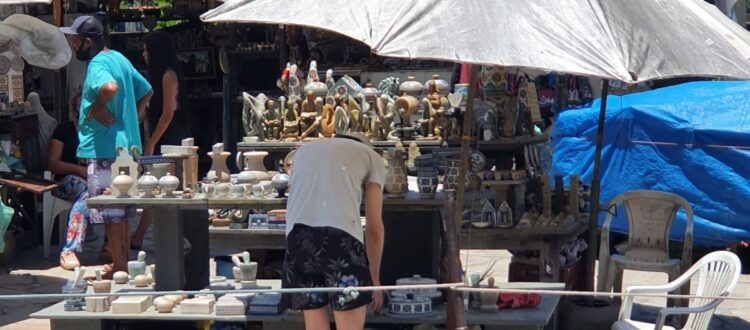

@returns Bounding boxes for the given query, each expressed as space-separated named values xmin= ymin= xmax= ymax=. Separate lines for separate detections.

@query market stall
xmin=25 ymin=0 xmax=750 ymax=329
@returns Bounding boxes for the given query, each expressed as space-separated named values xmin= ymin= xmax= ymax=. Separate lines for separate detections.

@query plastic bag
xmin=0 ymin=201 xmax=13 ymax=253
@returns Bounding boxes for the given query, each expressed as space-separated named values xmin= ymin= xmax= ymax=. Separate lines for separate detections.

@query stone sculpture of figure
xmin=288 ymin=64 xmax=302 ymax=99
xmin=325 ymin=69 xmax=335 ymax=95
xmin=277 ymin=62 xmax=291 ymax=95
xmin=348 ymin=95 xmax=364 ymax=132
xmin=359 ymin=94 xmax=372 ymax=138
xmin=394 ymin=93 xmax=419 ymax=128
xmin=282 ymin=96 xmax=300 ymax=142
xmin=333 ymin=95 xmax=349 ymax=135
xmin=299 ymin=90 xmax=320 ymax=140
xmin=422 ymin=80 xmax=449 ymax=140
xmin=242 ymin=92 xmax=267 ymax=141
xmin=263 ymin=98 xmax=282 ymax=141
xmin=320 ymin=103 xmax=335 ymax=138
xmin=371 ymin=95 xmax=391 ymax=141
xmin=307 ymin=60 xmax=320 ymax=83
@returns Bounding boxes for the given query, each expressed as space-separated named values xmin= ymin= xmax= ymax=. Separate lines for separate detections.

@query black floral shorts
xmin=282 ymin=224 xmax=372 ymax=311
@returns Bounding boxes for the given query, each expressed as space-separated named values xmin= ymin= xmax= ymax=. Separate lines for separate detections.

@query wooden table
xmin=30 ymin=280 xmax=563 ymax=330
xmin=88 ymin=189 xmax=584 ymax=290
xmin=460 ymin=221 xmax=587 ymax=283
xmin=87 ymin=191 xmax=446 ymax=291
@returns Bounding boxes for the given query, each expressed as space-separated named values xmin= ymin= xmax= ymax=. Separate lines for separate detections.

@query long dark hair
xmin=143 ymin=30 xmax=188 ymax=129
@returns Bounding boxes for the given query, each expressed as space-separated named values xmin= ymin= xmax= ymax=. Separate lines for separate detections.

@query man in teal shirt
xmin=61 ymin=16 xmax=153 ymax=278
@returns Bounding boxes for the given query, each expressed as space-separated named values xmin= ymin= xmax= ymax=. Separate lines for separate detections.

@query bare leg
xmin=103 ymin=221 xmax=130 ymax=279
xmin=131 ymin=208 xmax=152 ymax=249
xmin=303 ymin=306 xmax=330 ymax=330
xmin=333 ymin=305 xmax=366 ymax=330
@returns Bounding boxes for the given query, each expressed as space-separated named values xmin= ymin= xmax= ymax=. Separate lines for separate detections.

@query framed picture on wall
xmin=177 ymin=48 xmax=216 ymax=80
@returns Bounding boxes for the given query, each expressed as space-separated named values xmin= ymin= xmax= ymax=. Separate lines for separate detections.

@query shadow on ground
xmin=0 ymin=270 xmax=67 ymax=328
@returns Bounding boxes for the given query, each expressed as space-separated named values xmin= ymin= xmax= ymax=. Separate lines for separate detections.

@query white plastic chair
xmin=612 ymin=250 xmax=741 ymax=330
xmin=42 ymin=171 xmax=72 ymax=258
xmin=597 ymin=190 xmax=693 ymax=302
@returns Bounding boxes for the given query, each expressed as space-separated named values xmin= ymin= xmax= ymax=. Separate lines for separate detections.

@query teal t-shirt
xmin=77 ymin=50 xmax=151 ymax=159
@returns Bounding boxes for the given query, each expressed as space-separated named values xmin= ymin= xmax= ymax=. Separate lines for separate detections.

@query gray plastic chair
xmin=597 ymin=190 xmax=694 ymax=302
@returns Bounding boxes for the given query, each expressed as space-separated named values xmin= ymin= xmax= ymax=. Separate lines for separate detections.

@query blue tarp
xmin=551 ymin=81 xmax=750 ymax=247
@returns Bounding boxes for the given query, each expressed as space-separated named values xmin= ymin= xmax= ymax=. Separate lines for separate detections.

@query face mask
xmin=75 ymin=42 xmax=92 ymax=62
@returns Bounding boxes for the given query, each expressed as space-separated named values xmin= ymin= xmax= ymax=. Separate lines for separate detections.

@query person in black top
xmin=49 ymin=91 xmax=91 ymax=271
xmin=131 ymin=30 xmax=189 ymax=248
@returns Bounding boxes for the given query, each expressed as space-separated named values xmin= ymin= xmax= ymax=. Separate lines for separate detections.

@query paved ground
xmin=0 ymin=222 xmax=748 ymax=329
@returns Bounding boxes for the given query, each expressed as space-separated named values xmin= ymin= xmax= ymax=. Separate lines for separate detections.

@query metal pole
xmin=584 ymin=79 xmax=610 ymax=292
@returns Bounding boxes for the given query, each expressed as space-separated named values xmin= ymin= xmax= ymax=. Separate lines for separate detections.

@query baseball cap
xmin=335 ymin=132 xmax=373 ymax=148
xmin=60 ymin=16 xmax=104 ymax=38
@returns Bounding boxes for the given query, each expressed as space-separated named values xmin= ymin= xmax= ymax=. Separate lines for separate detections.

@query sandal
xmin=59 ymin=251 xmax=80 ymax=271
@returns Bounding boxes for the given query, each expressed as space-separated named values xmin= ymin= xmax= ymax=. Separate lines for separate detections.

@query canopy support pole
xmin=446 ymin=63 xmax=479 ymax=330
xmin=584 ymin=79 xmax=610 ymax=292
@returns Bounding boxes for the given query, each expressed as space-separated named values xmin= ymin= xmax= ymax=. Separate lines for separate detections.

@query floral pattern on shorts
xmin=282 ymin=223 xmax=372 ymax=311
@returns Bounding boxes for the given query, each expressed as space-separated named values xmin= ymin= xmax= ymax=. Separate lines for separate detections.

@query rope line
xmin=2 ymin=282 xmax=749 ymax=302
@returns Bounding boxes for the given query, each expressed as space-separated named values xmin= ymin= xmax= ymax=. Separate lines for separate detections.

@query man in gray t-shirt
xmin=283 ymin=132 xmax=385 ymax=329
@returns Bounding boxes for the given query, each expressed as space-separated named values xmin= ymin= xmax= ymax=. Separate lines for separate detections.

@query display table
xmin=30 ymin=280 xmax=564 ymax=330
xmin=88 ymin=192 xmax=584 ymax=290
xmin=87 ymin=191 xmax=446 ymax=290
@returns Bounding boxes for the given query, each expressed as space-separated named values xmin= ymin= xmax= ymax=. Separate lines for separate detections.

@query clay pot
xmin=271 ymin=173 xmax=290 ymax=198
xmin=134 ymin=274 xmax=151 ymax=287
xmin=384 ymin=149 xmax=408 ymax=198
xmin=155 ymin=297 xmax=174 ymax=313
xmin=243 ymin=151 xmax=268 ymax=172
xmin=215 ymin=182 xmax=232 ymax=198
xmin=112 ymin=172 xmax=134 ymax=198
xmin=112 ymin=271 xmax=129 ymax=284
xmin=304 ymin=81 xmax=328 ymax=98
xmin=444 ymin=159 xmax=461 ymax=190
xmin=417 ymin=167 xmax=438 ymax=199
xmin=92 ymin=280 xmax=111 ymax=293
xmin=158 ymin=173 xmax=180 ymax=197
xmin=399 ymin=76 xmax=424 ymax=98
xmin=238 ymin=263 xmax=258 ymax=281
xmin=237 ymin=167 xmax=259 ymax=185
xmin=137 ymin=172 xmax=158 ymax=198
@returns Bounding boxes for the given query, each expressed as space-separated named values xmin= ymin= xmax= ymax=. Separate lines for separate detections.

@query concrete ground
xmin=0 ymin=222 xmax=748 ymax=330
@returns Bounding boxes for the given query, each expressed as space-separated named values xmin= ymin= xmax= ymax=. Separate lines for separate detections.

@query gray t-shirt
xmin=286 ymin=138 xmax=386 ymax=243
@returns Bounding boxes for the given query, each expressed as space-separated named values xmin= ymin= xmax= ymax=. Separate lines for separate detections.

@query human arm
xmin=48 ymin=138 xmax=87 ymax=178
xmin=364 ymin=181 xmax=384 ymax=311
xmin=87 ymin=82 xmax=118 ymax=126
xmin=144 ymin=71 xmax=177 ymax=155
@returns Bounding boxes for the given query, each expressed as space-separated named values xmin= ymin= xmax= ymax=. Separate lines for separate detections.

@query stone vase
xmin=207 ymin=147 xmax=231 ymax=183
xmin=444 ymin=159 xmax=461 ymax=190
xmin=384 ymin=149 xmax=408 ymax=198
xmin=243 ymin=151 xmax=271 ymax=181
xmin=417 ymin=167 xmax=438 ymax=199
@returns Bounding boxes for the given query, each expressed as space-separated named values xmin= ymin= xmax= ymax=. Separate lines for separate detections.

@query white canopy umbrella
xmin=202 ymin=0 xmax=750 ymax=83
xmin=201 ymin=1 xmax=750 ymax=325
xmin=0 ymin=0 xmax=50 ymax=3
xmin=0 ymin=14 xmax=71 ymax=69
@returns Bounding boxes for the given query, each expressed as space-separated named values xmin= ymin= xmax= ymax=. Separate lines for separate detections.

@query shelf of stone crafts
xmin=283 ymin=282 xmax=564 ymax=326
xmin=237 ymin=139 xmax=444 ymax=152
xmin=458 ymin=219 xmax=587 ymax=250
xmin=86 ymin=193 xmax=208 ymax=209
xmin=205 ymin=190 xmax=445 ymax=211
xmin=209 ymin=226 xmax=286 ymax=250
xmin=30 ymin=279 xmax=286 ymax=323
xmin=483 ymin=179 xmax=529 ymax=187
xmin=469 ymin=134 xmax=549 ymax=151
